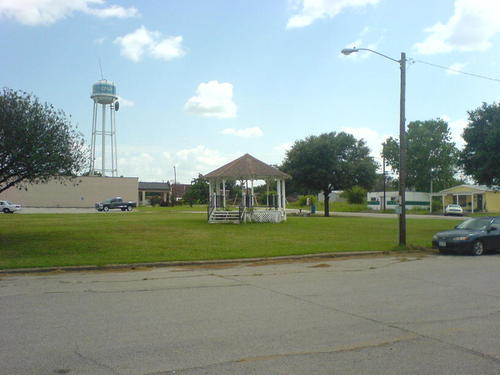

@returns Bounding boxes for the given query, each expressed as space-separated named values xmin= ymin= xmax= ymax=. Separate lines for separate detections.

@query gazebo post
xmin=277 ymin=178 xmax=282 ymax=209
xmin=282 ymin=179 xmax=286 ymax=209
xmin=208 ymin=180 xmax=213 ymax=207
xmin=251 ymin=179 xmax=254 ymax=207
xmin=222 ymin=179 xmax=226 ymax=209
xmin=266 ymin=180 xmax=269 ymax=207
xmin=241 ymin=180 xmax=246 ymax=209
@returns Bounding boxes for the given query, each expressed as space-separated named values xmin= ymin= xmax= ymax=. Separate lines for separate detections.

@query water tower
xmin=89 ymin=79 xmax=119 ymax=176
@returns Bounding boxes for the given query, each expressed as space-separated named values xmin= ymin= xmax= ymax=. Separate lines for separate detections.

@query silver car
xmin=0 ymin=200 xmax=22 ymax=213
xmin=444 ymin=204 xmax=463 ymax=216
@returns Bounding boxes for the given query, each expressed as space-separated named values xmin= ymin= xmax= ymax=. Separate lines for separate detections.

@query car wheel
xmin=3 ymin=208 xmax=10 ymax=214
xmin=127 ymin=205 xmax=133 ymax=211
xmin=471 ymin=241 xmax=485 ymax=256
xmin=121 ymin=208 xmax=126 ymax=211
xmin=103 ymin=206 xmax=110 ymax=212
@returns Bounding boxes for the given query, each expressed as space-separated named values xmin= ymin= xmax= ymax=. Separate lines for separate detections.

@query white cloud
xmin=0 ymin=0 xmax=138 ymax=26
xmin=272 ymin=142 xmax=294 ymax=162
xmin=150 ymin=36 xmax=185 ymax=61
xmin=414 ymin=0 xmax=500 ymax=54
xmin=274 ymin=142 xmax=294 ymax=153
xmin=222 ymin=127 xmax=263 ymax=137
xmin=115 ymin=145 xmax=237 ymax=183
xmin=440 ymin=115 xmax=468 ymax=149
xmin=85 ymin=4 xmax=138 ymax=18
xmin=184 ymin=81 xmax=237 ymax=118
xmin=446 ymin=63 xmax=466 ymax=75
xmin=341 ymin=127 xmax=394 ymax=168
xmin=114 ymin=26 xmax=185 ymax=62
xmin=176 ymin=145 xmax=237 ymax=179
xmin=287 ymin=0 xmax=380 ymax=29
xmin=117 ymin=96 xmax=134 ymax=107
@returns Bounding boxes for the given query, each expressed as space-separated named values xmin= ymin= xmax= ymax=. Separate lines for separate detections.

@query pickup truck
xmin=95 ymin=197 xmax=137 ymax=212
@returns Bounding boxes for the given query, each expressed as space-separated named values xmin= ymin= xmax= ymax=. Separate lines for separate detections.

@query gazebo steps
xmin=209 ymin=211 xmax=241 ymax=224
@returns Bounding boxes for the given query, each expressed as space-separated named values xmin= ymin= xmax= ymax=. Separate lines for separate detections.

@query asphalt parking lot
xmin=1 ymin=253 xmax=499 ymax=374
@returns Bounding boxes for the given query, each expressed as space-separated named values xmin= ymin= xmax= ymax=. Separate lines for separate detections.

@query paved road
xmin=1 ymin=254 xmax=499 ymax=375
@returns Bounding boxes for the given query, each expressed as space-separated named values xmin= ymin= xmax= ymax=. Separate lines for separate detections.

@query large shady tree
xmin=382 ymin=119 xmax=458 ymax=192
xmin=461 ymin=102 xmax=500 ymax=186
xmin=282 ymin=132 xmax=377 ymax=216
xmin=0 ymin=88 xmax=88 ymax=193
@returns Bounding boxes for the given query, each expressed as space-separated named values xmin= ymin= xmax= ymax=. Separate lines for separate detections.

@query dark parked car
xmin=95 ymin=197 xmax=136 ymax=212
xmin=432 ymin=216 xmax=500 ymax=256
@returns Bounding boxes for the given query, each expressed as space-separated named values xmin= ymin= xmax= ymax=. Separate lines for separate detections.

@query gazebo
xmin=204 ymin=153 xmax=290 ymax=223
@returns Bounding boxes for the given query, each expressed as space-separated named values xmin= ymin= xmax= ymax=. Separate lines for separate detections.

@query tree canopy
xmin=382 ymin=119 xmax=458 ymax=192
xmin=0 ymin=88 xmax=87 ymax=193
xmin=282 ymin=132 xmax=377 ymax=216
xmin=461 ymin=102 xmax=500 ymax=186
xmin=183 ymin=174 xmax=209 ymax=204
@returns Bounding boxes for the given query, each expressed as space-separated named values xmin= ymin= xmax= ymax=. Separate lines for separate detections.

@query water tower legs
xmin=89 ymin=102 xmax=118 ymax=177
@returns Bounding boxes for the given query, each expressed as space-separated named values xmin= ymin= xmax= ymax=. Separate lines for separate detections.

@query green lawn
xmin=0 ymin=209 xmax=461 ymax=269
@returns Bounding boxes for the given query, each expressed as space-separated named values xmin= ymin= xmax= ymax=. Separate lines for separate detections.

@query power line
xmin=410 ymin=59 xmax=500 ymax=83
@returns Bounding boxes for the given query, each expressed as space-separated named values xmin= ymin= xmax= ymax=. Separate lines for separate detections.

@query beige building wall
xmin=0 ymin=176 xmax=138 ymax=208
xmin=485 ymin=192 xmax=500 ymax=212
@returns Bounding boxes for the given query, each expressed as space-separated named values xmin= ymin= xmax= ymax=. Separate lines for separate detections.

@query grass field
xmin=0 ymin=208 xmax=462 ymax=269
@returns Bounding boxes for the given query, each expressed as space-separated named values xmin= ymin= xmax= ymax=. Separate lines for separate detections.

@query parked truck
xmin=95 ymin=197 xmax=136 ymax=212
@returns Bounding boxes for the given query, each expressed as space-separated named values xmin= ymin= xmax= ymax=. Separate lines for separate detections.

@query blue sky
xmin=1 ymin=0 xmax=499 ymax=183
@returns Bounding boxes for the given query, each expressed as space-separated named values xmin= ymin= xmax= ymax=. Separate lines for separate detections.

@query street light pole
xmin=341 ymin=47 xmax=407 ymax=246
xmin=398 ymin=52 xmax=407 ymax=246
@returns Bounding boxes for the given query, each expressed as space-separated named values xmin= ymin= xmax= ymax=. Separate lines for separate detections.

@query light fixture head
xmin=341 ymin=48 xmax=358 ymax=55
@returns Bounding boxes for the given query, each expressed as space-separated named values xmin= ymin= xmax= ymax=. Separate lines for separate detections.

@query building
xmin=138 ymin=181 xmax=171 ymax=206
xmin=367 ymin=191 xmax=430 ymax=211
xmin=432 ymin=185 xmax=500 ymax=213
xmin=171 ymin=183 xmax=191 ymax=201
xmin=0 ymin=176 xmax=138 ymax=208
xmin=317 ymin=191 xmax=346 ymax=203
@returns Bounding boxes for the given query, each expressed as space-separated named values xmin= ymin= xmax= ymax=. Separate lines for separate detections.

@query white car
xmin=0 ymin=200 xmax=22 ymax=213
xmin=444 ymin=204 xmax=463 ymax=216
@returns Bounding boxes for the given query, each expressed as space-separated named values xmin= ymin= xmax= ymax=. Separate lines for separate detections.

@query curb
xmin=0 ymin=251 xmax=394 ymax=275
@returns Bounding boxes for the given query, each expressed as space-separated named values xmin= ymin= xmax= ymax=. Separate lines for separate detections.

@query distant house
xmin=367 ymin=191 xmax=430 ymax=211
xmin=138 ymin=181 xmax=171 ymax=206
xmin=171 ymin=183 xmax=191 ymax=201
xmin=432 ymin=185 xmax=500 ymax=213
xmin=317 ymin=191 xmax=345 ymax=203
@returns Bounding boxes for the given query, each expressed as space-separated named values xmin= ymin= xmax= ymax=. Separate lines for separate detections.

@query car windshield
xmin=456 ymin=218 xmax=492 ymax=230
xmin=448 ymin=204 xmax=460 ymax=208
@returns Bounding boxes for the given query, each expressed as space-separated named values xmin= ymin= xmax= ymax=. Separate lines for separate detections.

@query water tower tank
xmin=91 ymin=80 xmax=117 ymax=104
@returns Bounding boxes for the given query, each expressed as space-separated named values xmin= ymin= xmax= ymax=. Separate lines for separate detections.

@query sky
xmin=1 ymin=0 xmax=499 ymax=184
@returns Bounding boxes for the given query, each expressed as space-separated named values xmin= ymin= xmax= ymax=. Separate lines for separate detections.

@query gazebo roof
xmin=204 ymin=153 xmax=290 ymax=180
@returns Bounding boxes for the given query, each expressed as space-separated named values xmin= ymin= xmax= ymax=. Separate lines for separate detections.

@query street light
xmin=341 ymin=47 xmax=407 ymax=247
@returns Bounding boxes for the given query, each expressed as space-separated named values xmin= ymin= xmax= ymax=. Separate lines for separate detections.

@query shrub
xmin=298 ymin=194 xmax=317 ymax=206
xmin=150 ymin=196 xmax=162 ymax=207
xmin=342 ymin=186 xmax=367 ymax=204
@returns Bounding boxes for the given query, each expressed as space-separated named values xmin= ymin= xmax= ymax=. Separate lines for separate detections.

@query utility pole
xmin=399 ymin=52 xmax=407 ymax=247
xmin=340 ymin=47 xmax=407 ymax=247
xmin=383 ymin=154 xmax=387 ymax=212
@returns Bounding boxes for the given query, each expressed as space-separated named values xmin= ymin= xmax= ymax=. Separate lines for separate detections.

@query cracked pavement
xmin=1 ymin=253 xmax=499 ymax=374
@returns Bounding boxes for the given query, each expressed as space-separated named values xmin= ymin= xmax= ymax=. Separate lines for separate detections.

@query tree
xmin=183 ymin=174 xmax=209 ymax=204
xmin=0 ymin=88 xmax=87 ymax=193
xmin=282 ymin=132 xmax=377 ymax=216
xmin=461 ymin=102 xmax=500 ymax=186
xmin=382 ymin=119 xmax=458 ymax=192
